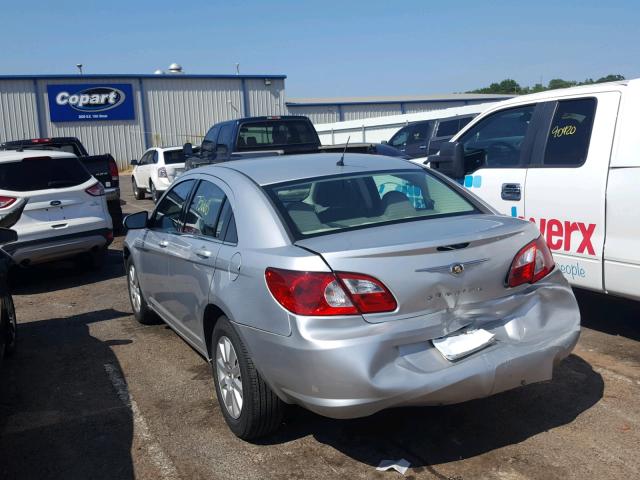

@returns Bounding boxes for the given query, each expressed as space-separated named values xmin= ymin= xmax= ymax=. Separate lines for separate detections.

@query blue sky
xmin=2 ymin=0 xmax=639 ymax=97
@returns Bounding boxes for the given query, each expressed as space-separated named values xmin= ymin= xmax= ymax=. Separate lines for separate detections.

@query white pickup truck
xmin=429 ymin=79 xmax=640 ymax=301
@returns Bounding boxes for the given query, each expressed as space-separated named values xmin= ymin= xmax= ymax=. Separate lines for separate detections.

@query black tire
xmin=132 ymin=177 xmax=145 ymax=200
xmin=150 ymin=181 xmax=160 ymax=204
xmin=126 ymin=259 xmax=156 ymax=325
xmin=2 ymin=294 xmax=16 ymax=357
xmin=211 ymin=316 xmax=284 ymax=440
xmin=108 ymin=202 xmax=124 ymax=234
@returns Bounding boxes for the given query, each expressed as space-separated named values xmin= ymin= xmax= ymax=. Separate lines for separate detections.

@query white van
xmin=429 ymin=79 xmax=640 ymax=300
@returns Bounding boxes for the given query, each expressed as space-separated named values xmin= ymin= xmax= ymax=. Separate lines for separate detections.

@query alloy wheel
xmin=216 ymin=336 xmax=243 ymax=419
xmin=128 ymin=264 xmax=141 ymax=313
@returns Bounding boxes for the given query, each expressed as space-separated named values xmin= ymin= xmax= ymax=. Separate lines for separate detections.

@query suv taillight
xmin=507 ymin=236 xmax=555 ymax=287
xmin=86 ymin=182 xmax=105 ymax=196
xmin=0 ymin=196 xmax=17 ymax=209
xmin=108 ymin=158 xmax=119 ymax=181
xmin=265 ymin=268 xmax=397 ymax=316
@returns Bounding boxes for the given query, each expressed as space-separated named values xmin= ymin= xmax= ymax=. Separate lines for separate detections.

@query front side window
xmin=459 ymin=105 xmax=535 ymax=169
xmin=264 ymin=170 xmax=477 ymax=239
xmin=183 ymin=181 xmax=226 ymax=237
xmin=388 ymin=127 xmax=410 ymax=148
xmin=218 ymin=125 xmax=234 ymax=149
xmin=150 ymin=180 xmax=195 ymax=233
xmin=543 ymin=98 xmax=596 ymax=167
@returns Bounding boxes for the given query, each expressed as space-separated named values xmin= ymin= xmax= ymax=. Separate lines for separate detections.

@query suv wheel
xmin=132 ymin=177 xmax=145 ymax=200
xmin=150 ymin=182 xmax=159 ymax=203
xmin=127 ymin=260 xmax=155 ymax=324
xmin=211 ymin=316 xmax=284 ymax=439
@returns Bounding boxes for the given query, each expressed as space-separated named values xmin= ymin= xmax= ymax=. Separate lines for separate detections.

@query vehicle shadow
xmin=574 ymin=288 xmax=640 ymax=341
xmin=259 ymin=354 xmax=602 ymax=469
xmin=0 ymin=309 xmax=134 ymax=480
xmin=8 ymin=246 xmax=124 ymax=295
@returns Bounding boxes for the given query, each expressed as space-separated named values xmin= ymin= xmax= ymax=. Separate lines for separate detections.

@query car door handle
xmin=196 ymin=249 xmax=212 ymax=259
xmin=419 ymin=145 xmax=427 ymax=149
xmin=501 ymin=183 xmax=522 ymax=201
xmin=158 ymin=240 xmax=168 ymax=248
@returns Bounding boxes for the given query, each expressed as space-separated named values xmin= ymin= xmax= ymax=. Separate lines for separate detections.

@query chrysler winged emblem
xmin=450 ymin=263 xmax=464 ymax=275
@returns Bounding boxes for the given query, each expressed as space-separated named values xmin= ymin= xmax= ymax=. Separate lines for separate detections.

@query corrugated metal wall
xmin=244 ymin=78 xmax=286 ymax=116
xmin=144 ymin=77 xmax=245 ymax=147
xmin=286 ymin=105 xmax=340 ymax=124
xmin=0 ymin=79 xmax=40 ymax=142
xmin=403 ymin=101 xmax=462 ymax=114
xmin=341 ymin=103 xmax=402 ymax=120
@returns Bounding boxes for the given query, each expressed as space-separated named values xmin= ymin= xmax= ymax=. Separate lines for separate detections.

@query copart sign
xmin=47 ymin=84 xmax=135 ymax=121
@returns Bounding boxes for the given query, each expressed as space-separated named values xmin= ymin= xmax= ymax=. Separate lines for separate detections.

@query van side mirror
xmin=183 ymin=142 xmax=193 ymax=157
xmin=0 ymin=228 xmax=18 ymax=244
xmin=130 ymin=159 xmax=138 ymax=166
xmin=123 ymin=211 xmax=148 ymax=231
xmin=427 ymin=141 xmax=465 ymax=179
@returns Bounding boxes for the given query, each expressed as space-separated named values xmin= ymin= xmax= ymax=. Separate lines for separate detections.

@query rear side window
xmin=0 ymin=156 xmax=91 ymax=191
xmin=264 ymin=169 xmax=477 ymax=239
xmin=150 ymin=180 xmax=195 ymax=233
xmin=236 ymin=120 xmax=317 ymax=150
xmin=543 ymin=98 xmax=596 ymax=167
xmin=163 ymin=150 xmax=186 ymax=165
xmin=183 ymin=181 xmax=226 ymax=237
xmin=434 ymin=119 xmax=459 ymax=138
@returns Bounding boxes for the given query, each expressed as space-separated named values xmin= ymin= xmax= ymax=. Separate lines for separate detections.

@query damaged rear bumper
xmin=235 ymin=270 xmax=581 ymax=419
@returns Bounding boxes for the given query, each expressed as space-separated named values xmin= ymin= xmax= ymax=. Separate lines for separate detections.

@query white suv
xmin=131 ymin=147 xmax=187 ymax=202
xmin=0 ymin=150 xmax=113 ymax=267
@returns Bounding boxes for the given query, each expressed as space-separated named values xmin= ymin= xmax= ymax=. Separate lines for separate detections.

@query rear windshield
xmin=236 ymin=120 xmax=318 ymax=150
xmin=0 ymin=156 xmax=91 ymax=191
xmin=2 ymin=142 xmax=82 ymax=156
xmin=164 ymin=150 xmax=186 ymax=164
xmin=264 ymin=169 xmax=478 ymax=238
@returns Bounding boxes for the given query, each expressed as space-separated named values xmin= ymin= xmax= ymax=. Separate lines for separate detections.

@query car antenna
xmin=336 ymin=136 xmax=350 ymax=166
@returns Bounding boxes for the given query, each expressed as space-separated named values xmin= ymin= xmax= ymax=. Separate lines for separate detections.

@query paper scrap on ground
xmin=376 ymin=458 xmax=411 ymax=475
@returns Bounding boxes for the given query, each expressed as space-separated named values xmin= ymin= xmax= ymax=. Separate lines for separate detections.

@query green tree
xmin=468 ymin=74 xmax=625 ymax=95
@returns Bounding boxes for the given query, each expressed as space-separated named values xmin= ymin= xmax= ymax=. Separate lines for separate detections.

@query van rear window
xmin=0 ymin=156 xmax=91 ymax=191
xmin=264 ymin=169 xmax=477 ymax=239
xmin=236 ymin=120 xmax=318 ymax=150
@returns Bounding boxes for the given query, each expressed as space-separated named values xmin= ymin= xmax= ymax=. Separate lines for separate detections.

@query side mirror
xmin=130 ymin=159 xmax=138 ymax=166
xmin=183 ymin=142 xmax=193 ymax=157
xmin=216 ymin=144 xmax=229 ymax=156
xmin=0 ymin=228 xmax=18 ymax=244
xmin=427 ymin=141 xmax=465 ymax=179
xmin=123 ymin=211 xmax=148 ymax=231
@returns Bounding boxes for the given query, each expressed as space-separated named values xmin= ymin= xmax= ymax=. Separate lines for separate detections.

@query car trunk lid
xmin=295 ymin=214 xmax=537 ymax=328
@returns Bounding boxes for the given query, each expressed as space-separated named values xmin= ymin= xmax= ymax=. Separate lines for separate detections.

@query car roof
xmin=210 ymin=152 xmax=421 ymax=185
xmin=0 ymin=149 xmax=77 ymax=162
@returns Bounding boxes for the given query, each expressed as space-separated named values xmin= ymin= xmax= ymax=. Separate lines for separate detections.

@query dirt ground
xmin=1 ymin=177 xmax=638 ymax=479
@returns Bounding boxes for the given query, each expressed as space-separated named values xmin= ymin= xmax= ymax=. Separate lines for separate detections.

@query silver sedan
xmin=123 ymin=153 xmax=580 ymax=439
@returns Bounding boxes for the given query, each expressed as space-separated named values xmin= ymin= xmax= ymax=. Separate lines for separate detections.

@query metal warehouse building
xmin=0 ymin=73 xmax=287 ymax=169
xmin=285 ymin=94 xmax=513 ymax=124
xmin=0 ymin=73 xmax=508 ymax=169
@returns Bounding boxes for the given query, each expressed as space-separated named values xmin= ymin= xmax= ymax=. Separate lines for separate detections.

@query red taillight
xmin=157 ymin=167 xmax=168 ymax=178
xmin=31 ymin=138 xmax=51 ymax=144
xmin=86 ymin=182 xmax=105 ymax=196
xmin=0 ymin=196 xmax=17 ymax=209
xmin=108 ymin=158 xmax=119 ymax=181
xmin=507 ymin=236 xmax=555 ymax=287
xmin=264 ymin=268 xmax=396 ymax=316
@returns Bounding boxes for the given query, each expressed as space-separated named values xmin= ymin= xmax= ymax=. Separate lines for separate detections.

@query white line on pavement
xmin=104 ymin=363 xmax=179 ymax=480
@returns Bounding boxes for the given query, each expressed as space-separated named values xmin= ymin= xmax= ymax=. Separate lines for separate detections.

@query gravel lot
xmin=1 ymin=176 xmax=639 ymax=480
